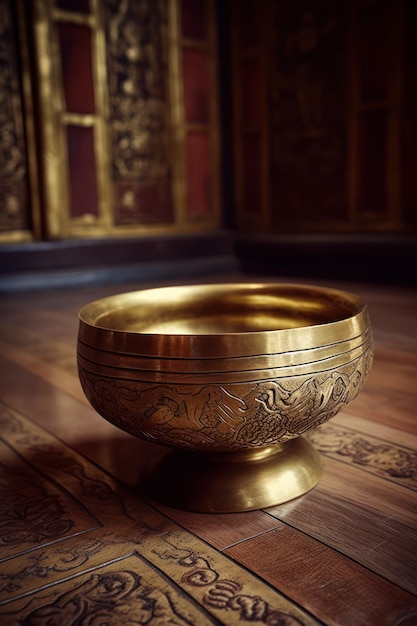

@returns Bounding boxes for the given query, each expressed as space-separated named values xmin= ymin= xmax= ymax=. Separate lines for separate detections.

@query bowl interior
xmin=82 ymin=284 xmax=364 ymax=335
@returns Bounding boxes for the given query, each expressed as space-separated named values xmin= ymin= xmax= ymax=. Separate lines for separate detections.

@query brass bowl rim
xmin=78 ymin=283 xmax=369 ymax=359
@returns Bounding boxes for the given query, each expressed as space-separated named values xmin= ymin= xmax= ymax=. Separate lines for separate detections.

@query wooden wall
xmin=232 ymin=0 xmax=417 ymax=234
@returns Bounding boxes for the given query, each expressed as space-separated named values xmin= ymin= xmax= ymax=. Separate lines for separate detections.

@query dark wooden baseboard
xmin=0 ymin=231 xmax=237 ymax=293
xmin=1 ymin=231 xmax=415 ymax=292
xmin=234 ymin=233 xmax=417 ymax=287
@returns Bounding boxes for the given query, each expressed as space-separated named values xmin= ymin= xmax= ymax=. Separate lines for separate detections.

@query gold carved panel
xmin=0 ymin=0 xmax=40 ymax=243
xmin=29 ymin=0 xmax=220 ymax=239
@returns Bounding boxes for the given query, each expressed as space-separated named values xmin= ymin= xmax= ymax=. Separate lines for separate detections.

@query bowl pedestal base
xmin=143 ymin=437 xmax=322 ymax=513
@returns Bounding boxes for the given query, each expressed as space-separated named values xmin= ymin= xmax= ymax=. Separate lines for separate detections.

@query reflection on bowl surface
xmin=83 ymin=283 xmax=363 ymax=334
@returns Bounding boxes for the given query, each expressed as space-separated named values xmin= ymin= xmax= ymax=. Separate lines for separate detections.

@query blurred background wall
xmin=0 ymin=0 xmax=415 ymax=288
xmin=231 ymin=0 xmax=416 ymax=235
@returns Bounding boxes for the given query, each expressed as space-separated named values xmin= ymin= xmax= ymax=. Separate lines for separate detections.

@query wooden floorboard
xmin=224 ymin=525 xmax=417 ymax=626
xmin=267 ymin=458 xmax=417 ymax=594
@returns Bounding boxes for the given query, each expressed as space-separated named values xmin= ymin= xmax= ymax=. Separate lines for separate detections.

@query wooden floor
xmin=1 ymin=274 xmax=417 ymax=625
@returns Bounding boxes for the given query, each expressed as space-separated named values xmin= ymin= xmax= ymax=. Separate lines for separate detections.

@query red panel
xmin=242 ymin=133 xmax=261 ymax=214
xmin=239 ymin=0 xmax=261 ymax=49
xmin=402 ymin=116 xmax=417 ymax=222
xmin=403 ymin=0 xmax=417 ymax=224
xmin=268 ymin=0 xmax=348 ymax=225
xmin=241 ymin=59 xmax=261 ymax=127
xmin=114 ymin=182 xmax=174 ymax=225
xmin=66 ymin=125 xmax=99 ymax=218
xmin=357 ymin=110 xmax=387 ymax=216
xmin=182 ymin=49 xmax=210 ymax=123
xmin=58 ymin=23 xmax=95 ymax=114
xmin=357 ymin=0 xmax=390 ymax=103
xmin=56 ymin=0 xmax=90 ymax=12
xmin=186 ymin=133 xmax=211 ymax=217
xmin=181 ymin=0 xmax=207 ymax=40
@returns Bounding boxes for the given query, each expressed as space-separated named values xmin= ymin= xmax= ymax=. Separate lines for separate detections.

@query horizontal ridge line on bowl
xmin=77 ymin=342 xmax=372 ymax=385
xmin=77 ymin=333 xmax=372 ymax=376
xmin=78 ymin=318 xmax=370 ymax=360
xmin=77 ymin=325 xmax=372 ymax=362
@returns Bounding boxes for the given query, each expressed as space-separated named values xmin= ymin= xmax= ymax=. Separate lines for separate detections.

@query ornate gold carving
xmin=19 ymin=569 xmax=196 ymax=626
xmin=27 ymin=0 xmax=220 ymax=238
xmin=78 ymin=347 xmax=373 ymax=451
xmin=104 ymin=0 xmax=171 ymax=182
xmin=309 ymin=423 xmax=417 ymax=489
xmin=0 ymin=436 xmax=99 ymax=563
xmin=151 ymin=542 xmax=308 ymax=625
xmin=0 ymin=463 xmax=73 ymax=545
xmin=8 ymin=559 xmax=309 ymax=626
xmin=0 ymin=0 xmax=30 ymax=239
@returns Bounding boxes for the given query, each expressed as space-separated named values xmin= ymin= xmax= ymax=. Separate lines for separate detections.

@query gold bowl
xmin=77 ymin=283 xmax=373 ymax=512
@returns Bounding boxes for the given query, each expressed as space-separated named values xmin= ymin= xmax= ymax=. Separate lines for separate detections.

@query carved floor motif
xmin=0 ymin=441 xmax=100 ymax=561
xmin=308 ymin=424 xmax=417 ymax=490
xmin=0 ymin=402 xmax=318 ymax=625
